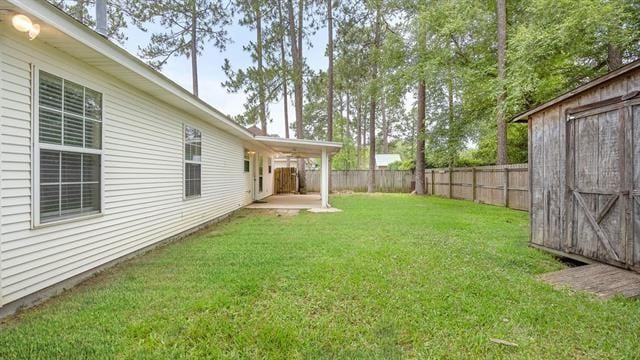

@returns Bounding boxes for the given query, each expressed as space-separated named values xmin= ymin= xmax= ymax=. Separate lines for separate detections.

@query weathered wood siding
xmin=528 ymin=66 xmax=640 ymax=271
xmin=634 ymin=105 xmax=640 ymax=267
xmin=0 ymin=26 xmax=273 ymax=307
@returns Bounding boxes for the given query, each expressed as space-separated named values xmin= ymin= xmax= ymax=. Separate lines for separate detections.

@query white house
xmin=0 ymin=0 xmax=341 ymax=317
xmin=374 ymin=154 xmax=401 ymax=170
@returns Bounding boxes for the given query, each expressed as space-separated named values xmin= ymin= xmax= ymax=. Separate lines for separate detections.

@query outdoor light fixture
xmin=12 ymin=14 xmax=40 ymax=40
xmin=28 ymin=23 xmax=40 ymax=40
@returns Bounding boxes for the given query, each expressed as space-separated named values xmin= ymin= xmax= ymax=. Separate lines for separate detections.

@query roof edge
xmin=255 ymin=136 xmax=343 ymax=148
xmin=8 ymin=0 xmax=255 ymax=140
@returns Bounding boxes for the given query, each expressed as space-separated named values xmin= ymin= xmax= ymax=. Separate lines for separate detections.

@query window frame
xmin=183 ymin=124 xmax=202 ymax=200
xmin=32 ymin=66 xmax=105 ymax=228
xmin=243 ymin=150 xmax=251 ymax=173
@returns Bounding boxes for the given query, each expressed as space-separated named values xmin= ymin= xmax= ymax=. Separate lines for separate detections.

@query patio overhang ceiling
xmin=255 ymin=136 xmax=342 ymax=158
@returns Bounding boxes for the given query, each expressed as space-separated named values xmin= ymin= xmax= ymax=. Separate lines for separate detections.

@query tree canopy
xmin=50 ymin=0 xmax=640 ymax=169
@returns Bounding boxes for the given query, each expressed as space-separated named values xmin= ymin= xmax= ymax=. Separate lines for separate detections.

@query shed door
xmin=633 ymin=105 xmax=640 ymax=268
xmin=567 ymin=107 xmax=630 ymax=265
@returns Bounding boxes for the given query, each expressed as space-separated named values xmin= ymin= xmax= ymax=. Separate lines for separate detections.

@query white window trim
xmin=243 ymin=150 xmax=251 ymax=173
xmin=31 ymin=66 xmax=106 ymax=228
xmin=258 ymin=153 xmax=264 ymax=193
xmin=183 ymin=123 xmax=202 ymax=200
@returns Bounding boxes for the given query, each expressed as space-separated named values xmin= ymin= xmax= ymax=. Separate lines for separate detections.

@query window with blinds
xmin=184 ymin=125 xmax=202 ymax=198
xmin=37 ymin=71 xmax=103 ymax=223
xmin=244 ymin=150 xmax=250 ymax=172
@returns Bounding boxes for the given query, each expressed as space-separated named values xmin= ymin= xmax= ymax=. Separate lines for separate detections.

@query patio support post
xmin=321 ymin=148 xmax=329 ymax=208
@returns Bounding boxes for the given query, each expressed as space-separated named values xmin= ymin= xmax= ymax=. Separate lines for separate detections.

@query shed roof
xmin=512 ymin=59 xmax=640 ymax=122
xmin=375 ymin=154 xmax=402 ymax=167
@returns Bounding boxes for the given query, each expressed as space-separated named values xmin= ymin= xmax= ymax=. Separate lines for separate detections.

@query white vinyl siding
xmin=0 ymin=29 xmax=273 ymax=307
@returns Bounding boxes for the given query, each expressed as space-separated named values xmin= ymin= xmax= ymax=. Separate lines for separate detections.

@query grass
xmin=1 ymin=194 xmax=639 ymax=359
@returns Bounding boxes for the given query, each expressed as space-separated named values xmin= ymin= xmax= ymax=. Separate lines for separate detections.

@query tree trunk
xmin=496 ymin=0 xmax=507 ymax=165
xmin=191 ymin=4 xmax=199 ymax=97
xmin=326 ymin=0 xmax=334 ymax=189
xmin=447 ymin=71 xmax=455 ymax=167
xmin=277 ymin=0 xmax=290 ymax=139
xmin=368 ymin=8 xmax=381 ymax=193
xmin=381 ymin=94 xmax=388 ymax=153
xmin=327 ymin=0 xmax=334 ymax=143
xmin=256 ymin=2 xmax=267 ymax=134
xmin=356 ymin=98 xmax=362 ymax=169
xmin=298 ymin=0 xmax=303 ymax=68
xmin=415 ymin=80 xmax=426 ymax=195
xmin=287 ymin=0 xmax=305 ymax=192
xmin=345 ymin=92 xmax=351 ymax=140
xmin=362 ymin=102 xmax=367 ymax=147
xmin=415 ymin=15 xmax=427 ymax=195
xmin=608 ymin=44 xmax=623 ymax=71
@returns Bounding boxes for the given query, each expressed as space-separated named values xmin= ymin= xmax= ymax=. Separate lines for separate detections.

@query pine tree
xmin=135 ymin=0 xmax=232 ymax=97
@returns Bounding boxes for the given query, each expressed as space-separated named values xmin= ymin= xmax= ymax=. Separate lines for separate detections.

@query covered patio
xmin=254 ymin=136 xmax=342 ymax=209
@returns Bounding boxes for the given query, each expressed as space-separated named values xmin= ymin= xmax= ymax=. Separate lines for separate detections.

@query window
xmin=184 ymin=125 xmax=202 ymax=198
xmin=244 ymin=150 xmax=250 ymax=172
xmin=37 ymin=71 xmax=102 ymax=224
xmin=268 ymin=157 xmax=272 ymax=174
xmin=258 ymin=154 xmax=264 ymax=192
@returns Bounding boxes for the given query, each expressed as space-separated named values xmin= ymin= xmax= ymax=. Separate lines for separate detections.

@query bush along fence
xmin=425 ymin=164 xmax=529 ymax=211
xmin=305 ymin=164 xmax=529 ymax=211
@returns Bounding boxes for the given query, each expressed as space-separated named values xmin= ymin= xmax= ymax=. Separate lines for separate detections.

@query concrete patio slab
xmin=246 ymin=194 xmax=342 ymax=212
xmin=246 ymin=194 xmax=323 ymax=210
xmin=307 ymin=207 xmax=342 ymax=213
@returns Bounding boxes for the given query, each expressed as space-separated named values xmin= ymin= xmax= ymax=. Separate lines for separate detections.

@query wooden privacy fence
xmin=306 ymin=170 xmax=414 ymax=193
xmin=274 ymin=167 xmax=297 ymax=193
xmin=304 ymin=164 xmax=529 ymax=211
xmin=425 ymin=164 xmax=529 ymax=211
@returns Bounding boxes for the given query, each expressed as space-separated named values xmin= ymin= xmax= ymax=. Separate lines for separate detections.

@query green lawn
xmin=1 ymin=195 xmax=639 ymax=359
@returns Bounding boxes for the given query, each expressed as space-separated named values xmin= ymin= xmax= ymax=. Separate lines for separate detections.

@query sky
xmin=123 ymin=15 xmax=328 ymax=138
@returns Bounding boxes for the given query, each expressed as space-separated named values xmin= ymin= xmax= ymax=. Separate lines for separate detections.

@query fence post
xmin=472 ymin=167 xmax=477 ymax=202
xmin=448 ymin=167 xmax=453 ymax=198
xmin=431 ymin=170 xmax=435 ymax=195
xmin=503 ymin=167 xmax=509 ymax=207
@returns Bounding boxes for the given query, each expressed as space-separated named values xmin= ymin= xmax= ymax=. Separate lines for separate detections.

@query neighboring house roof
xmin=246 ymin=125 xmax=264 ymax=136
xmin=512 ymin=58 xmax=640 ymax=122
xmin=375 ymin=154 xmax=402 ymax=167
xmin=3 ymin=0 xmax=341 ymax=156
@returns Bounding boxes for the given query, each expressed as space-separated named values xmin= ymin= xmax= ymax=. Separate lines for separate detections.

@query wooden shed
xmin=513 ymin=60 xmax=640 ymax=271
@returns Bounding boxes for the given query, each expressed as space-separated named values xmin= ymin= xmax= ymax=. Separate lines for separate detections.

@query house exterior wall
xmin=0 ymin=28 xmax=272 ymax=308
xmin=529 ymin=68 xmax=640 ymax=269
